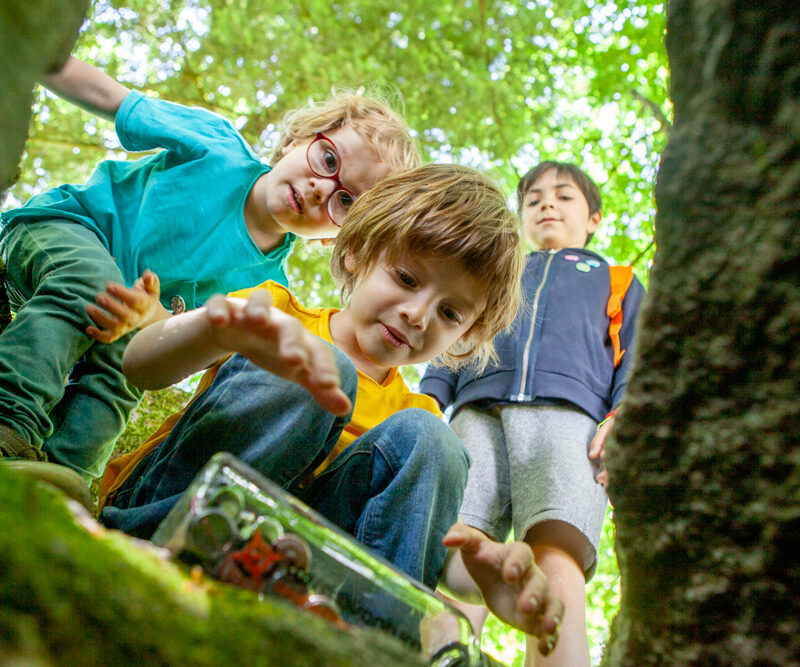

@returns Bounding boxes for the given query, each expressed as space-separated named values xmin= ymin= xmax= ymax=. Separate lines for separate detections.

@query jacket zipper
xmin=514 ymin=251 xmax=556 ymax=401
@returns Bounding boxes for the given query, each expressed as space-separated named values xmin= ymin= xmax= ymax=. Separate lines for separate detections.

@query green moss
xmin=1 ymin=467 xmax=424 ymax=665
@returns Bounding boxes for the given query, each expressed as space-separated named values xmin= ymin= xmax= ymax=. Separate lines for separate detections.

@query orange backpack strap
xmin=607 ymin=266 xmax=635 ymax=369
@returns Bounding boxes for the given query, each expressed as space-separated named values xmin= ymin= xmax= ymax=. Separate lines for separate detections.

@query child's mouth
xmin=289 ymin=186 xmax=304 ymax=214
xmin=379 ymin=323 xmax=410 ymax=349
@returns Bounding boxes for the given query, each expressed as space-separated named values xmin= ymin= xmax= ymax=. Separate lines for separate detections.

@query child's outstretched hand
xmin=442 ymin=523 xmax=564 ymax=656
xmin=204 ymin=290 xmax=352 ymax=416
xmin=588 ymin=413 xmax=615 ymax=486
xmin=86 ymin=269 xmax=168 ymax=343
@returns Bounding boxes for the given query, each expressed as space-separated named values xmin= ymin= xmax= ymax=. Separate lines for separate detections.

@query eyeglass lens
xmin=308 ymin=138 xmax=340 ymax=177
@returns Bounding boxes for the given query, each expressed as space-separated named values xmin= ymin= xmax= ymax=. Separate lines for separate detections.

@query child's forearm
xmin=122 ymin=307 xmax=227 ymax=389
xmin=40 ymin=56 xmax=130 ymax=122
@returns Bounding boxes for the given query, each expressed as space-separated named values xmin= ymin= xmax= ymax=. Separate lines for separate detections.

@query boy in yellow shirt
xmin=98 ymin=164 xmax=563 ymax=651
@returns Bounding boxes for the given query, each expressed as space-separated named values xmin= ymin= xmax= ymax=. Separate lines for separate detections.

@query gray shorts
xmin=449 ymin=404 xmax=607 ymax=578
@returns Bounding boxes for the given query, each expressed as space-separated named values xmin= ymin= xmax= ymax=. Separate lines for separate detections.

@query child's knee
xmin=525 ymin=520 xmax=591 ymax=577
xmin=330 ymin=345 xmax=358 ymax=400
xmin=398 ymin=408 xmax=470 ymax=481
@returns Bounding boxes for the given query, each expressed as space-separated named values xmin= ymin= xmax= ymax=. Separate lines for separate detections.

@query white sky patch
xmin=177 ymin=5 xmax=210 ymax=36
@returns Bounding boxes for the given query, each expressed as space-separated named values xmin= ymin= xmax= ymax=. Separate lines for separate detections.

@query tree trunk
xmin=0 ymin=0 xmax=90 ymax=194
xmin=605 ymin=1 xmax=800 ymax=664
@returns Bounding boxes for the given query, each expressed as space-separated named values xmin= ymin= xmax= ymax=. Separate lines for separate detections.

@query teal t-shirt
xmin=0 ymin=90 xmax=295 ymax=310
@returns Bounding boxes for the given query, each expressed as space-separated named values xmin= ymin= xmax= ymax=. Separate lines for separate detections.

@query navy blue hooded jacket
xmin=420 ymin=248 xmax=646 ymax=423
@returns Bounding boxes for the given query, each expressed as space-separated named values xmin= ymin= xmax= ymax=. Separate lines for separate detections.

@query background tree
xmin=604 ymin=0 xmax=800 ymax=663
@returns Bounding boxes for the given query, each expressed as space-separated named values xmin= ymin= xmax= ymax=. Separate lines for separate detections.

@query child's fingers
xmin=105 ymin=283 xmax=156 ymax=314
xmin=501 ymin=541 xmax=537 ymax=586
xmin=442 ymin=522 xmax=482 ymax=552
xmin=515 ymin=560 xmax=549 ymax=616
xmin=535 ymin=596 xmax=565 ymax=655
xmin=86 ymin=303 xmax=124 ymax=332
xmin=206 ymin=294 xmax=236 ymax=325
xmin=86 ymin=324 xmax=114 ymax=343
xmin=105 ymin=282 xmax=142 ymax=308
xmin=287 ymin=333 xmax=351 ymax=416
xmin=537 ymin=627 xmax=559 ymax=657
xmin=242 ymin=289 xmax=274 ymax=326
xmin=306 ymin=338 xmax=342 ymax=389
xmin=588 ymin=432 xmax=603 ymax=458
xmin=273 ymin=317 xmax=309 ymax=368
xmin=589 ymin=415 xmax=614 ymax=458
xmin=95 ymin=292 xmax=138 ymax=323
xmin=141 ymin=269 xmax=160 ymax=295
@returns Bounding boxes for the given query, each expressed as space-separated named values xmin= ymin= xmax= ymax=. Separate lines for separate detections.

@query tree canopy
xmin=4 ymin=0 xmax=667 ymax=291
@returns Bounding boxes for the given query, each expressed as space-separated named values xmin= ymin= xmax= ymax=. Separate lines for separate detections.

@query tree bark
xmin=0 ymin=0 xmax=90 ymax=194
xmin=605 ymin=1 xmax=800 ymax=664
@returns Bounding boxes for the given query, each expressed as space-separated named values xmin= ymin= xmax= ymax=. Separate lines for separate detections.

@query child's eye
xmin=395 ymin=269 xmax=417 ymax=288
xmin=440 ymin=306 xmax=462 ymax=324
xmin=527 ymin=199 xmax=539 ymax=207
xmin=339 ymin=191 xmax=355 ymax=209
xmin=323 ymin=149 xmax=339 ymax=174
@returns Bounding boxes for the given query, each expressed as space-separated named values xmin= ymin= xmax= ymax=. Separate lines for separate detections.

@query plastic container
xmin=151 ymin=452 xmax=483 ymax=666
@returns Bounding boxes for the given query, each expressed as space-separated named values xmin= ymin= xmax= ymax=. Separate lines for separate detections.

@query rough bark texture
xmin=605 ymin=1 xmax=800 ymax=665
xmin=0 ymin=0 xmax=90 ymax=194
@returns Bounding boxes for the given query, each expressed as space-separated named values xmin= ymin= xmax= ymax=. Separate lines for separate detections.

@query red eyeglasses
xmin=306 ymin=132 xmax=357 ymax=226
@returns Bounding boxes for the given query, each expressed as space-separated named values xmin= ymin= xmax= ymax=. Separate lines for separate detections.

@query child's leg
xmin=101 ymin=349 xmax=358 ymax=538
xmin=444 ymin=407 xmax=511 ymax=631
xmin=0 ymin=221 xmax=126 ymax=457
xmin=44 ymin=336 xmax=144 ymax=481
xmin=523 ymin=524 xmax=591 ymax=666
xmin=500 ymin=405 xmax=606 ymax=667
xmin=301 ymin=408 xmax=470 ymax=590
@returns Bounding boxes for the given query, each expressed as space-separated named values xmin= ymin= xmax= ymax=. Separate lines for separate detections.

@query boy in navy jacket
xmin=422 ymin=161 xmax=645 ymax=666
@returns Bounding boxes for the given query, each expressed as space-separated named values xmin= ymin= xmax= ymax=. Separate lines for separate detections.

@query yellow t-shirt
xmin=98 ymin=281 xmax=441 ymax=507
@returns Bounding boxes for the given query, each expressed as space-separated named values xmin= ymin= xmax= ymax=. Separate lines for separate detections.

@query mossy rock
xmin=0 ymin=465 xmax=424 ymax=665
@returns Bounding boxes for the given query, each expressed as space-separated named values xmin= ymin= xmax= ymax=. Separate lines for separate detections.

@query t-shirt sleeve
xmin=115 ymin=90 xmax=249 ymax=159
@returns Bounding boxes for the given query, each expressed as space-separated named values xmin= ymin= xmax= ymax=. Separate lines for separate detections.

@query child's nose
xmin=311 ymin=176 xmax=337 ymax=204
xmin=400 ymin=300 xmax=429 ymax=329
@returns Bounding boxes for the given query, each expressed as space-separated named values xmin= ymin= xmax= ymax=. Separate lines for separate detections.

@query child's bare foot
xmin=443 ymin=523 xmax=564 ymax=656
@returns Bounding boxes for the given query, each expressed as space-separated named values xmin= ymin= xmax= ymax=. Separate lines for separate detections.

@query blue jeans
xmin=101 ymin=351 xmax=470 ymax=590
xmin=0 ymin=221 xmax=143 ymax=479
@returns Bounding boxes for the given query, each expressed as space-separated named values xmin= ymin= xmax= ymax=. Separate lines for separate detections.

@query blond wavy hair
xmin=331 ymin=164 xmax=524 ymax=371
xmin=268 ymin=88 xmax=421 ymax=172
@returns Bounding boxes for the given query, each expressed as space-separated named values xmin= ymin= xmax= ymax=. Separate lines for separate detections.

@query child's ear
xmin=587 ymin=209 xmax=602 ymax=234
xmin=344 ymin=250 xmax=357 ymax=273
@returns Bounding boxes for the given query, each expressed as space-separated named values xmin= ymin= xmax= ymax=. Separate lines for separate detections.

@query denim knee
xmin=331 ymin=345 xmax=358 ymax=403
xmin=382 ymin=408 xmax=470 ymax=484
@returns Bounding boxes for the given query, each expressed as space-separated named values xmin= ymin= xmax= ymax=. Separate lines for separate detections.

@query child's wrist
xmin=597 ymin=408 xmax=618 ymax=429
